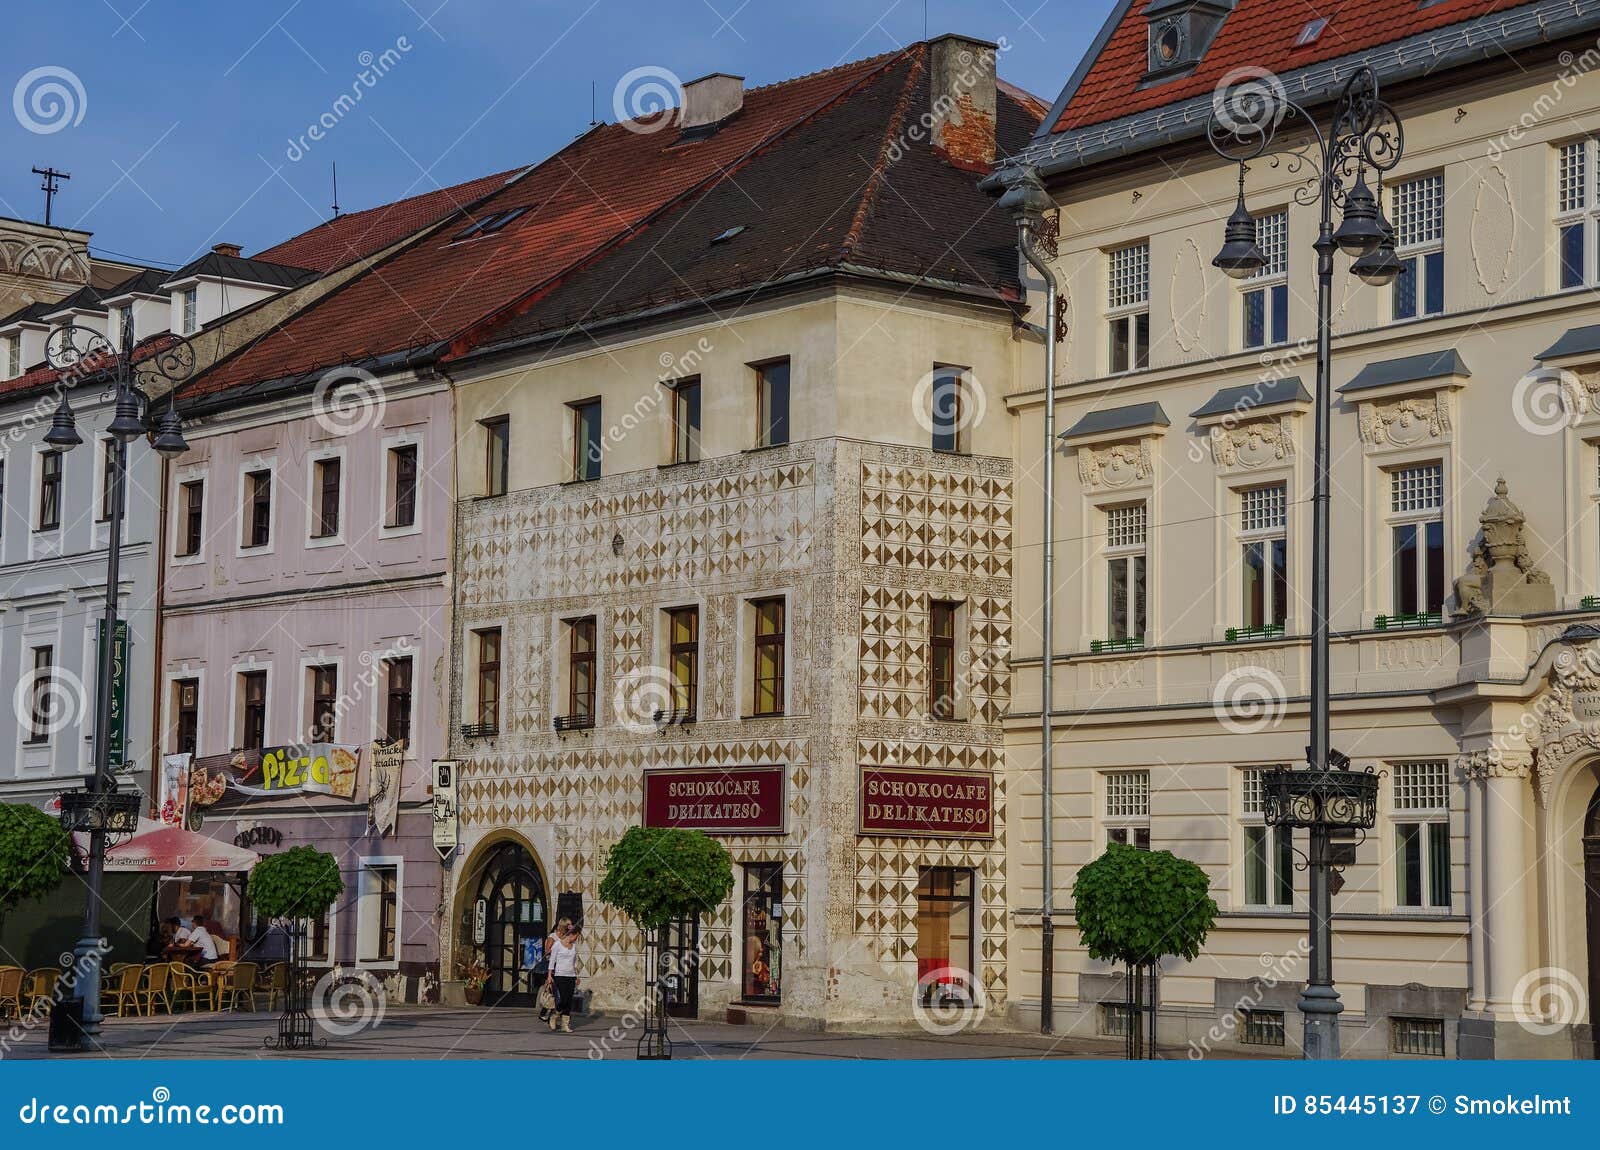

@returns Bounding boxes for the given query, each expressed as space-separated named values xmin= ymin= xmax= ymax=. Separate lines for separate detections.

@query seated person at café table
xmin=165 ymin=917 xmax=218 ymax=966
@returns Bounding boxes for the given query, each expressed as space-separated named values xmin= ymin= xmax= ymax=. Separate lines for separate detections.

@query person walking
xmin=546 ymin=918 xmax=581 ymax=1033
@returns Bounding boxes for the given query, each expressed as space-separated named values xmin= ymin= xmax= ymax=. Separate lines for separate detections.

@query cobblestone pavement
xmin=3 ymin=1006 xmax=1146 ymax=1060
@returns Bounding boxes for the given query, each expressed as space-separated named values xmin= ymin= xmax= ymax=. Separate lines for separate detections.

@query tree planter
xmin=464 ymin=985 xmax=483 ymax=1006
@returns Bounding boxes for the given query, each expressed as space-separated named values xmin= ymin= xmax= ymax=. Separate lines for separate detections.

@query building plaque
xmin=1573 ymin=690 xmax=1600 ymax=724
xmin=858 ymin=765 xmax=994 ymax=839
xmin=642 ymin=766 xmax=786 ymax=835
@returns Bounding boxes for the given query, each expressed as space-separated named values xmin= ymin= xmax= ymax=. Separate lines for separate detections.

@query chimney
xmin=680 ymin=73 xmax=744 ymax=132
xmin=929 ymin=34 xmax=998 ymax=170
xmin=212 ymin=242 xmax=243 ymax=258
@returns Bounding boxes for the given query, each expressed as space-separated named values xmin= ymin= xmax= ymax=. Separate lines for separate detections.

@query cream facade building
xmin=998 ymin=0 xmax=1600 ymax=1058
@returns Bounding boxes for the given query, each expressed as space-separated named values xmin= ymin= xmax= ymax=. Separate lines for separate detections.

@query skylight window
xmin=711 ymin=225 xmax=746 ymax=244
xmin=451 ymin=206 xmax=529 ymax=242
xmin=1295 ymin=17 xmax=1329 ymax=47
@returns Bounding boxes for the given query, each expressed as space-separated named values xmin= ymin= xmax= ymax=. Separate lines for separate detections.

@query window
xmin=177 ymin=479 xmax=204 ymax=557
xmin=741 ymin=863 xmax=783 ymax=1001
xmin=928 ymin=600 xmax=961 ymax=720
xmin=1105 ymin=770 xmax=1151 ymax=848
xmin=1242 ymin=210 xmax=1289 ymax=348
xmin=3 ymin=335 xmax=18 ymax=379
xmin=97 ymin=439 xmax=123 ymax=523
xmin=931 ymin=365 xmax=969 ymax=453
xmin=474 ymin=628 xmax=501 ymax=732
xmin=1393 ymin=760 xmax=1451 ymax=910
xmin=1241 ymin=768 xmax=1293 ymax=907
xmin=1392 ymin=174 xmax=1445 ymax=320
xmin=1556 ymin=139 xmax=1600 ymax=289
xmin=751 ymin=597 xmax=786 ymax=717
xmin=243 ymin=469 xmax=272 ymax=548
xmin=671 ymin=378 xmax=701 ymax=464
xmin=1240 ymin=485 xmax=1288 ymax=632
xmin=1105 ymin=503 xmax=1147 ymax=644
xmin=755 ymin=359 xmax=790 ymax=447
xmin=571 ymin=400 xmax=602 ymax=481
xmin=1389 ymin=463 xmax=1444 ymax=620
xmin=481 ymin=417 xmax=509 ymax=497
xmin=1107 ymin=242 xmax=1150 ymax=373
xmin=25 ymin=646 xmax=53 ymax=743
xmin=238 ymin=670 xmax=267 ymax=750
xmin=312 ymin=457 xmax=341 ymax=539
xmin=387 ymin=443 xmax=418 ymax=528
xmin=915 ymin=868 xmax=976 ymax=1008
xmin=451 ymin=206 xmax=529 ymax=242
xmin=308 ymin=665 xmax=338 ymax=742
xmin=297 ymin=908 xmax=333 ymax=963
xmin=566 ymin=617 xmax=597 ymax=725
xmin=37 ymin=449 xmax=62 ymax=531
xmin=358 ymin=863 xmax=400 ymax=962
xmin=1241 ymin=1009 xmax=1287 ymax=1046
xmin=1390 ymin=1016 xmax=1446 ymax=1057
xmin=173 ymin=678 xmax=199 ymax=756
xmin=666 ymin=606 xmax=698 ymax=719
xmin=181 ymin=287 xmax=198 ymax=334
xmin=1294 ymin=16 xmax=1329 ymax=47
xmin=384 ymin=656 xmax=413 ymax=745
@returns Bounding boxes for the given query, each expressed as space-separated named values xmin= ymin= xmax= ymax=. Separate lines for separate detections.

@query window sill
xmin=379 ymin=523 xmax=421 ymax=539
xmin=742 ymin=442 xmax=790 ymax=454
xmin=657 ymin=459 xmax=700 ymax=471
xmin=560 ymin=477 xmax=600 ymax=487
xmin=473 ymin=492 xmax=508 ymax=502
xmin=306 ymin=535 xmax=345 ymax=550
xmin=741 ymin=712 xmax=785 ymax=721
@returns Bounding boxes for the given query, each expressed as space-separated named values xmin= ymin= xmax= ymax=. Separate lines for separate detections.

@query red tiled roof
xmin=253 ymin=167 xmax=523 ymax=272
xmin=187 ymin=44 xmax=1037 ymax=400
xmin=1052 ymin=0 xmax=1544 ymax=134
xmin=0 ymin=332 xmax=179 ymax=402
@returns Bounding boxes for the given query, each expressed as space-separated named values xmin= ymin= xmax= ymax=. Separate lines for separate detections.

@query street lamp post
xmin=46 ymin=313 xmax=192 ymax=1043
xmin=1207 ymin=66 xmax=1399 ymax=1059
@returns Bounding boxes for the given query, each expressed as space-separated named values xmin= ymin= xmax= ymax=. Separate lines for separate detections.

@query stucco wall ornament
xmin=1517 ymin=639 xmax=1600 ymax=805
xmin=1458 ymin=748 xmax=1533 ymax=782
xmin=1358 ymin=393 xmax=1449 ymax=448
xmin=1453 ymin=478 xmax=1554 ymax=618
xmin=1208 ymin=415 xmax=1294 ymax=471
xmin=1078 ymin=440 xmax=1153 ymax=490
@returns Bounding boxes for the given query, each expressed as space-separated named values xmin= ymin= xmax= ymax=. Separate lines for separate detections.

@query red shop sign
xmin=642 ymin=766 xmax=786 ymax=835
xmin=858 ymin=765 xmax=993 ymax=840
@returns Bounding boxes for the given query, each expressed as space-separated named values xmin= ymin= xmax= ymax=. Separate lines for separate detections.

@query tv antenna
xmin=331 ymin=162 xmax=341 ymax=218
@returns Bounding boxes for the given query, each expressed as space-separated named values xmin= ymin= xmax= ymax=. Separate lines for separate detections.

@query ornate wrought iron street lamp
xmin=48 ymin=311 xmax=193 ymax=1042
xmin=1208 ymin=66 xmax=1399 ymax=1059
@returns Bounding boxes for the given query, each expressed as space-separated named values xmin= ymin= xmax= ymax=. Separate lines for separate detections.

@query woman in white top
xmin=545 ymin=918 xmax=581 ymax=1033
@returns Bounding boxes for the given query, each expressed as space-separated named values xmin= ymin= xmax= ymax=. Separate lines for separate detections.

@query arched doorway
xmin=1586 ymin=786 xmax=1600 ymax=1048
xmin=472 ymin=841 xmax=550 ymax=1006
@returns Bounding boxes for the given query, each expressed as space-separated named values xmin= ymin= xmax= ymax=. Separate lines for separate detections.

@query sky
xmin=0 ymin=1 xmax=1117 ymax=273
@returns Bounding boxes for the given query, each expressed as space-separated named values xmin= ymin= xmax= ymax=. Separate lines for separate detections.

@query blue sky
xmin=0 ymin=1 xmax=1115 ymax=271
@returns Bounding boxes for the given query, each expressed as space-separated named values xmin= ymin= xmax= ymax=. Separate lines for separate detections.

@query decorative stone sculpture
xmin=1453 ymin=478 xmax=1554 ymax=617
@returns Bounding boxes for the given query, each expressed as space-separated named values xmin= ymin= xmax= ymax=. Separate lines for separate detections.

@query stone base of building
xmin=1457 ymin=1014 xmax=1595 ymax=1060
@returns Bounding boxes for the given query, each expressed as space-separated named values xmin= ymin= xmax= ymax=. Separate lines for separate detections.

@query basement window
xmin=451 ymin=206 xmax=529 ymax=242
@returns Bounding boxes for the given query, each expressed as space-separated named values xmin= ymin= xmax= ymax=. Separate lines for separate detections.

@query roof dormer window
xmin=1144 ymin=0 xmax=1236 ymax=80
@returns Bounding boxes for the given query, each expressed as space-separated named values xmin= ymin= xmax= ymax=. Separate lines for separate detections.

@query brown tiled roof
xmin=1051 ymin=0 xmax=1544 ymax=134
xmin=183 ymin=43 xmax=1042 ymax=402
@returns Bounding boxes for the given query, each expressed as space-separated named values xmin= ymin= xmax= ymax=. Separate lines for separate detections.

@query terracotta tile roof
xmin=1051 ymin=0 xmax=1545 ymax=134
xmin=0 ymin=331 xmax=179 ymax=402
xmin=184 ymin=43 xmax=1041 ymax=401
xmin=252 ymin=167 xmax=524 ymax=272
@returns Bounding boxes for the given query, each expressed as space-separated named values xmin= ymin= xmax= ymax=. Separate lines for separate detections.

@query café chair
xmin=138 ymin=962 xmax=173 ymax=1016
xmin=0 ymin=967 xmax=22 ymax=1019
xmin=223 ymin=962 xmax=259 ymax=1012
xmin=168 ymin=963 xmax=215 ymax=1012
xmin=21 ymin=968 xmax=58 ymax=1014
xmin=263 ymin=962 xmax=288 ymax=1011
xmin=101 ymin=963 xmax=143 ymax=1018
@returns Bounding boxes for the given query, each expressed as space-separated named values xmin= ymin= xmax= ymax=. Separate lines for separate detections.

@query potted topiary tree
xmin=0 ymin=803 xmax=72 ymax=931
xmin=1073 ymin=841 xmax=1218 ymax=1059
xmin=248 ymin=846 xmax=343 ymax=1051
xmin=598 ymin=826 xmax=733 ymax=1060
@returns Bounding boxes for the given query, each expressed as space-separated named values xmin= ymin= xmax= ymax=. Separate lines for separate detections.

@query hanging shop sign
xmin=96 ymin=620 xmax=129 ymax=770
xmin=473 ymin=898 xmax=487 ymax=946
xmin=642 ymin=766 xmax=786 ymax=834
xmin=858 ymin=765 xmax=994 ymax=840
xmin=187 ymin=743 xmax=363 ymax=810
xmin=368 ymin=740 xmax=405 ymax=838
xmin=432 ymin=760 xmax=459 ymax=862
xmin=158 ymin=752 xmax=192 ymax=827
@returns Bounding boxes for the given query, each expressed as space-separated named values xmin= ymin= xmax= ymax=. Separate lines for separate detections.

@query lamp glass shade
xmin=1351 ymin=241 xmax=1401 ymax=287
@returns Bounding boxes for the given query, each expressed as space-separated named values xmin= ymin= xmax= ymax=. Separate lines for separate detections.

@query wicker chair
xmin=138 ymin=962 xmax=173 ymax=1016
xmin=21 ymin=968 xmax=58 ymax=1014
xmin=263 ymin=962 xmax=288 ymax=1011
xmin=222 ymin=961 xmax=259 ymax=1011
xmin=0 ymin=967 xmax=22 ymax=1020
xmin=101 ymin=963 xmax=143 ymax=1018
xmin=168 ymin=963 xmax=212 ymax=1011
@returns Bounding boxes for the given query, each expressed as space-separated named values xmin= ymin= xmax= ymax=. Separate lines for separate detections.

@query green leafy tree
xmin=0 ymin=803 xmax=72 ymax=923
xmin=1073 ymin=841 xmax=1218 ymax=967
xmin=598 ymin=826 xmax=734 ymax=930
xmin=247 ymin=846 xmax=343 ymax=920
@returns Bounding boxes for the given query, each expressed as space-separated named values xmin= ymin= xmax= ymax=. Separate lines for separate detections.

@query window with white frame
xmin=1240 ymin=768 xmax=1293 ymax=907
xmin=310 ymin=456 xmax=341 ymax=539
xmin=1104 ymin=770 xmax=1150 ymax=848
xmin=1391 ymin=174 xmax=1444 ymax=320
xmin=1242 ymin=210 xmax=1289 ymax=348
xmin=181 ymin=287 xmax=198 ymax=334
xmin=1106 ymin=242 xmax=1150 ymax=374
xmin=3 ymin=335 xmax=19 ymax=379
xmin=1388 ymin=462 xmax=1444 ymax=620
xmin=1239 ymin=484 xmax=1288 ymax=633
xmin=1555 ymin=138 xmax=1599 ymax=289
xmin=1105 ymin=503 xmax=1147 ymax=644
xmin=356 ymin=860 xmax=401 ymax=963
xmin=1392 ymin=760 xmax=1451 ymax=909
xmin=386 ymin=442 xmax=419 ymax=529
